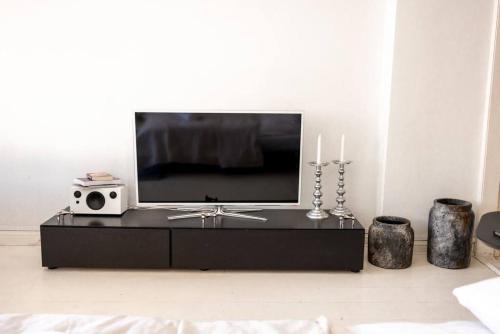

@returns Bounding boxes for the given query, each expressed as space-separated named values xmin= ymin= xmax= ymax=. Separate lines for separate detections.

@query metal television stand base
xmin=167 ymin=205 xmax=267 ymax=222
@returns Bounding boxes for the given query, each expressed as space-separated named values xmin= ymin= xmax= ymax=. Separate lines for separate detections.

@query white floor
xmin=0 ymin=232 xmax=497 ymax=334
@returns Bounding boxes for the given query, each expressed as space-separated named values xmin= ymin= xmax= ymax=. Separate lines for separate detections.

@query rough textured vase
xmin=368 ymin=216 xmax=414 ymax=269
xmin=427 ymin=198 xmax=474 ymax=269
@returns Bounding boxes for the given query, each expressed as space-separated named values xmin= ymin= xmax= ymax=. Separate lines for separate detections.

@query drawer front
xmin=172 ymin=229 xmax=364 ymax=270
xmin=41 ymin=227 xmax=170 ymax=268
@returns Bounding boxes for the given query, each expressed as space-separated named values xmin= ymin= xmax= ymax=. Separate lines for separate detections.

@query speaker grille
xmin=86 ymin=191 xmax=105 ymax=210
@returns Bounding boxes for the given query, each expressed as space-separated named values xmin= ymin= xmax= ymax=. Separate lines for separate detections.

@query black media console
xmin=40 ymin=209 xmax=365 ymax=271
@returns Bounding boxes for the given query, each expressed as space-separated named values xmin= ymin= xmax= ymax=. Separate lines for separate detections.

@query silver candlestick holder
xmin=330 ymin=160 xmax=352 ymax=217
xmin=306 ymin=161 xmax=330 ymax=220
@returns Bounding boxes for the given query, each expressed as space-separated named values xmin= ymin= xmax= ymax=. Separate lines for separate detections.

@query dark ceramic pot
xmin=368 ymin=216 xmax=414 ymax=269
xmin=427 ymin=198 xmax=474 ymax=269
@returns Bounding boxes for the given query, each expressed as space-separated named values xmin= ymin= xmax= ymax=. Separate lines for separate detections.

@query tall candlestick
xmin=340 ymin=134 xmax=345 ymax=161
xmin=316 ymin=134 xmax=322 ymax=163
xmin=306 ymin=161 xmax=330 ymax=219
xmin=331 ymin=159 xmax=352 ymax=217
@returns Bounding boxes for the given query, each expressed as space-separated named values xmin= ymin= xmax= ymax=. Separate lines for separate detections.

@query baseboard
xmin=412 ymin=240 xmax=427 ymax=253
xmin=475 ymin=239 xmax=500 ymax=275
xmin=0 ymin=225 xmax=40 ymax=231
xmin=0 ymin=231 xmax=40 ymax=246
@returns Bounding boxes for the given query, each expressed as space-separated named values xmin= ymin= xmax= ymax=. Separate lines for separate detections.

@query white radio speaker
xmin=70 ymin=185 xmax=128 ymax=215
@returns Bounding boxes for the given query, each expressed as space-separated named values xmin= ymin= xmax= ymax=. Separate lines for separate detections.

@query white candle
xmin=316 ymin=134 xmax=322 ymax=163
xmin=340 ymin=134 xmax=345 ymax=161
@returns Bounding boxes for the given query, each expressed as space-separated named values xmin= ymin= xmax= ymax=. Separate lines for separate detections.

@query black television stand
xmin=40 ymin=208 xmax=365 ymax=271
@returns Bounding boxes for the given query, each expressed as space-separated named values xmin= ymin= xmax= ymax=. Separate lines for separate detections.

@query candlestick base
xmin=307 ymin=208 xmax=329 ymax=220
xmin=330 ymin=206 xmax=352 ymax=217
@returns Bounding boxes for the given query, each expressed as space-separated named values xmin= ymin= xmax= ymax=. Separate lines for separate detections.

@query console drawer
xmin=171 ymin=229 xmax=363 ymax=270
xmin=41 ymin=226 xmax=170 ymax=268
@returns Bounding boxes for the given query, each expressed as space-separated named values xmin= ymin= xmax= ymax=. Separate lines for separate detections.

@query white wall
xmin=481 ymin=7 xmax=500 ymax=214
xmin=381 ymin=0 xmax=497 ymax=239
xmin=0 ymin=0 xmax=497 ymax=237
xmin=0 ymin=0 xmax=392 ymax=229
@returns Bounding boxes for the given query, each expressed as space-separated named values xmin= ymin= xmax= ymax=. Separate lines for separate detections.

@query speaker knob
xmin=86 ymin=191 xmax=105 ymax=210
xmin=110 ymin=191 xmax=117 ymax=199
xmin=74 ymin=191 xmax=82 ymax=198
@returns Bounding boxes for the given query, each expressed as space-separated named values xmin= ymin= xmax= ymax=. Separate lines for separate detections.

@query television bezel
xmin=132 ymin=110 xmax=304 ymax=207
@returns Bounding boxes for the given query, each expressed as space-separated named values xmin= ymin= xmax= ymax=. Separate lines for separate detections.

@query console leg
xmin=200 ymin=268 xmax=210 ymax=271
xmin=351 ymin=269 xmax=360 ymax=273
xmin=48 ymin=267 xmax=58 ymax=270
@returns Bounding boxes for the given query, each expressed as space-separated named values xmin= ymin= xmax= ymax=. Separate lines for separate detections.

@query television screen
xmin=134 ymin=112 xmax=302 ymax=204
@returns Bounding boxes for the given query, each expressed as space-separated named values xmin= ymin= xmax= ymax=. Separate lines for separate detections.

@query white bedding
xmin=0 ymin=314 xmax=329 ymax=334
xmin=349 ymin=320 xmax=493 ymax=334
xmin=453 ymin=277 xmax=500 ymax=334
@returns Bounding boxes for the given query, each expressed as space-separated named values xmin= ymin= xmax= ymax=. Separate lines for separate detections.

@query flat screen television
xmin=134 ymin=111 xmax=303 ymax=205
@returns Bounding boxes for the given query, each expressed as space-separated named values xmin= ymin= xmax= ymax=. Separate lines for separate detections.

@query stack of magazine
xmin=73 ymin=172 xmax=123 ymax=187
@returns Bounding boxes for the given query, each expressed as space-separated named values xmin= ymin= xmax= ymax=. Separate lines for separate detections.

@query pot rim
xmin=373 ymin=215 xmax=411 ymax=226
xmin=434 ymin=198 xmax=472 ymax=211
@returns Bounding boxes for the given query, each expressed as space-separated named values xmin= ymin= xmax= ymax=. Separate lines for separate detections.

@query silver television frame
xmin=132 ymin=109 xmax=304 ymax=208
